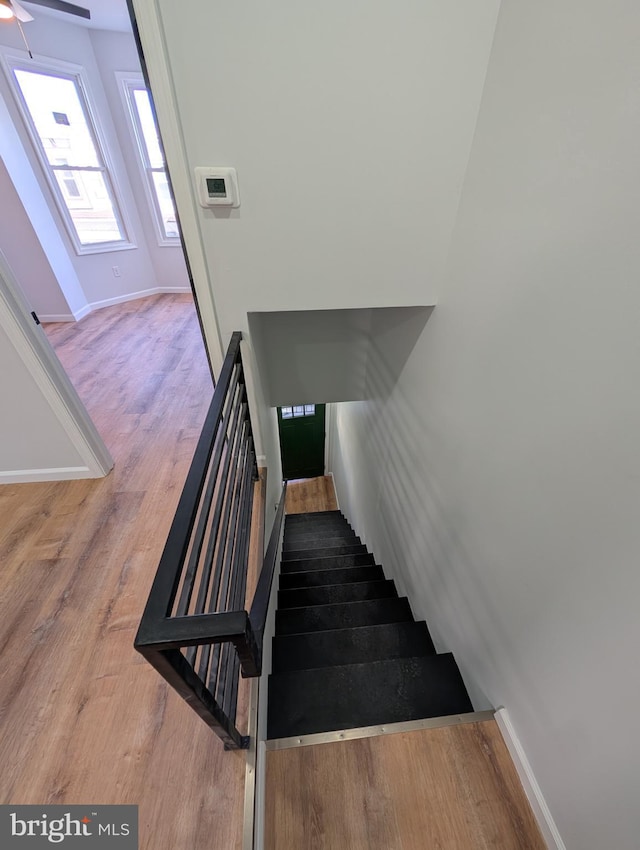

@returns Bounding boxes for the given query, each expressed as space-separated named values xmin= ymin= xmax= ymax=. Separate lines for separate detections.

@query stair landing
xmin=285 ymin=475 xmax=338 ymax=515
xmin=265 ymin=717 xmax=547 ymax=850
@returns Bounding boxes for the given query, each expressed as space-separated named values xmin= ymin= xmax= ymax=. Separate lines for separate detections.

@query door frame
xmin=127 ymin=0 xmax=224 ymax=374
xmin=0 ymin=251 xmax=114 ymax=482
xmin=0 ymin=0 xmax=228 ymax=484
xmin=277 ymin=403 xmax=326 ymax=480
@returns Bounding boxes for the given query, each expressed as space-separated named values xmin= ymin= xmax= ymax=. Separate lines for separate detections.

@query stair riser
xmin=284 ymin=528 xmax=353 ymax=544
xmin=272 ymin=621 xmax=436 ymax=673
xmin=275 ymin=597 xmax=413 ymax=636
xmin=279 ymin=565 xmax=384 ymax=589
xmin=285 ymin=514 xmax=349 ymax=526
xmin=282 ymin=544 xmax=366 ymax=562
xmin=284 ymin=536 xmax=361 ymax=554
xmin=284 ymin=519 xmax=344 ymax=534
xmin=278 ymin=580 xmax=396 ymax=609
xmin=285 ymin=525 xmax=353 ymax=539
xmin=285 ymin=510 xmax=342 ymax=522
xmin=281 ymin=553 xmax=375 ymax=573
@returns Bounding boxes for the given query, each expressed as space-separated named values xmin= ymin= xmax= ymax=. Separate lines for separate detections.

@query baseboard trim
xmin=265 ymin=710 xmax=496 ymax=751
xmin=328 ymin=471 xmax=340 ymax=510
xmin=74 ymin=303 xmax=92 ymax=321
xmin=86 ymin=286 xmax=191 ymax=314
xmin=495 ymin=708 xmax=565 ymax=850
xmin=40 ymin=289 xmax=194 ymax=324
xmin=39 ymin=313 xmax=76 ymax=323
xmin=0 ymin=466 xmax=95 ymax=484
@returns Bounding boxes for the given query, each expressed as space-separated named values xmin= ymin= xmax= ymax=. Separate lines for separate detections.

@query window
xmin=6 ymin=57 xmax=131 ymax=253
xmin=281 ymin=405 xmax=316 ymax=419
xmin=119 ymin=75 xmax=179 ymax=244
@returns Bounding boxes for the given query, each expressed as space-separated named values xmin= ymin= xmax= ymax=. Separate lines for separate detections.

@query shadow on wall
xmin=248 ymin=305 xmax=433 ymax=407
xmin=329 ymin=309 xmax=543 ymax=713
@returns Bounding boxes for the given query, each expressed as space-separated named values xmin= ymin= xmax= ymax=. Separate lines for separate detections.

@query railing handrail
xmin=135 ymin=332 xmax=290 ymax=749
xmin=249 ymin=481 xmax=288 ymax=659
xmin=135 ymin=330 xmax=262 ymax=750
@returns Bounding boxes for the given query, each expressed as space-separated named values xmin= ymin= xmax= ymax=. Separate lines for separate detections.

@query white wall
xmin=155 ymin=0 xmax=500 ymax=330
xmin=0 ymin=87 xmax=88 ymax=319
xmin=145 ymin=0 xmax=499 ymax=495
xmin=249 ymin=308 xmax=371 ymax=406
xmin=0 ymin=250 xmax=113 ymax=482
xmin=0 ymin=321 xmax=85 ymax=473
xmin=0 ymin=156 xmax=72 ymax=319
xmin=250 ymin=306 xmax=431 ymax=407
xmin=89 ymin=28 xmax=190 ymax=293
xmin=329 ymin=1 xmax=640 ymax=848
xmin=0 ymin=17 xmax=160 ymax=310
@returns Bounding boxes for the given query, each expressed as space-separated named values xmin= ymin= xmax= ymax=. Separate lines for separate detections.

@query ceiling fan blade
xmin=24 ymin=0 xmax=90 ymax=19
xmin=10 ymin=0 xmax=34 ymax=22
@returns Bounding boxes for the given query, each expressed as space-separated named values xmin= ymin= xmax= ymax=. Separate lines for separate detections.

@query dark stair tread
xmin=284 ymin=528 xmax=354 ymax=544
xmin=279 ymin=564 xmax=384 ymax=589
xmin=284 ymin=535 xmax=361 ymax=553
xmin=282 ymin=543 xmax=367 ymax=562
xmin=284 ymin=528 xmax=357 ymax=546
xmin=278 ymin=579 xmax=397 ymax=609
xmin=275 ymin=596 xmax=413 ymax=636
xmin=267 ymin=653 xmax=473 ymax=738
xmin=285 ymin=516 xmax=351 ymax=529
xmin=285 ymin=510 xmax=344 ymax=523
xmin=284 ymin=523 xmax=354 ymax=539
xmin=272 ymin=621 xmax=436 ymax=673
xmin=281 ymin=552 xmax=375 ymax=573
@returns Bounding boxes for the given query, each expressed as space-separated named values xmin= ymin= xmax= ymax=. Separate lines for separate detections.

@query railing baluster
xmin=138 ymin=333 xmax=242 ymax=622
xmin=229 ymin=447 xmax=255 ymax=614
xmin=174 ymin=368 xmax=240 ymax=617
xmin=135 ymin=331 xmax=288 ymax=751
xmin=184 ymin=393 xmax=245 ymax=667
xmin=205 ymin=414 xmax=248 ymax=616
xmin=211 ymin=437 xmax=252 ymax=696
xmin=203 ymin=433 xmax=250 ymax=685
xmin=223 ymin=645 xmax=241 ymax=727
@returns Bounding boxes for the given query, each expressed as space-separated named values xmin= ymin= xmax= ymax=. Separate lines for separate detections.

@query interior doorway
xmin=277 ymin=404 xmax=326 ymax=480
xmin=0 ymin=1 xmax=212 ymax=481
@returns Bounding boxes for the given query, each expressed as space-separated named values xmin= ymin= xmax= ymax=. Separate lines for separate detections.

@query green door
xmin=277 ymin=404 xmax=326 ymax=480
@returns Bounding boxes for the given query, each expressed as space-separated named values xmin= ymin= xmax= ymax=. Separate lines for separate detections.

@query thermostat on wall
xmin=195 ymin=167 xmax=240 ymax=208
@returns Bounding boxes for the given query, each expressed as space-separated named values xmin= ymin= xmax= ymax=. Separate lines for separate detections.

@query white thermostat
xmin=195 ymin=167 xmax=240 ymax=208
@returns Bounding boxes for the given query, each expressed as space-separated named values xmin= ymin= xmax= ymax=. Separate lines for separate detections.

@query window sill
xmin=74 ymin=241 xmax=138 ymax=257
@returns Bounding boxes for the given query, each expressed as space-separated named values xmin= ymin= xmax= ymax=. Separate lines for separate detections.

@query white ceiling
xmin=22 ymin=0 xmax=132 ymax=32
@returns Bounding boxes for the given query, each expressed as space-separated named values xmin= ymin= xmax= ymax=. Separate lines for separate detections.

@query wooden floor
xmin=285 ymin=475 xmax=338 ymax=515
xmin=0 ymin=295 xmax=248 ymax=850
xmin=265 ymin=719 xmax=546 ymax=850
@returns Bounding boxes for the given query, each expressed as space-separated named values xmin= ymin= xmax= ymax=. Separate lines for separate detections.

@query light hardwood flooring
xmin=285 ymin=475 xmax=338 ymax=515
xmin=0 ymin=295 xmax=248 ymax=850
xmin=265 ymin=719 xmax=546 ymax=850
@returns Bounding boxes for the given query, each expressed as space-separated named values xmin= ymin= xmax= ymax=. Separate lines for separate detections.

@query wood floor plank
xmin=0 ymin=295 xmax=246 ymax=850
xmin=265 ymin=720 xmax=546 ymax=850
xmin=285 ymin=475 xmax=338 ymax=514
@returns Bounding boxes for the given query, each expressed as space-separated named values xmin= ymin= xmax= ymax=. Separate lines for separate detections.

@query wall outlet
xmin=112 ymin=266 xmax=121 ymax=277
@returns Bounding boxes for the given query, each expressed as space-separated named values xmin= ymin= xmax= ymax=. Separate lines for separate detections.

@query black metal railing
xmin=249 ymin=478 xmax=287 ymax=671
xmin=134 ymin=331 xmax=286 ymax=750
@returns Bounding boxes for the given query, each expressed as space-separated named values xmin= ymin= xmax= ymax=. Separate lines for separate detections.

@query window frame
xmin=281 ymin=404 xmax=316 ymax=419
xmin=2 ymin=50 xmax=134 ymax=255
xmin=117 ymin=72 xmax=179 ymax=247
